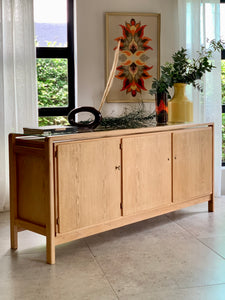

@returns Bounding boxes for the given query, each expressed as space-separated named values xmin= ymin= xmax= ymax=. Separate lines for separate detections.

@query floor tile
xmin=168 ymin=239 xmax=225 ymax=288
xmin=0 ymin=240 xmax=118 ymax=300
xmin=119 ymin=284 xmax=225 ymax=300
xmin=1 ymin=198 xmax=225 ymax=299
xmin=86 ymin=214 xmax=225 ymax=296
xmin=199 ymin=236 xmax=225 ymax=259
xmin=166 ymin=198 xmax=225 ymax=238
xmin=0 ymin=211 xmax=10 ymax=223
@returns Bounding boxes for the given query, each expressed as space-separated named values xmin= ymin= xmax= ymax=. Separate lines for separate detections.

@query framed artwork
xmin=106 ymin=12 xmax=160 ymax=103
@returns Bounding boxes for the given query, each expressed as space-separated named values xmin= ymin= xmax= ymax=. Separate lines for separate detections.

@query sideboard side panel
xmin=16 ymin=151 xmax=48 ymax=226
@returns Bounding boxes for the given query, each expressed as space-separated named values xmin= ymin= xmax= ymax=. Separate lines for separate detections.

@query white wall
xmin=76 ymin=0 xmax=179 ymax=117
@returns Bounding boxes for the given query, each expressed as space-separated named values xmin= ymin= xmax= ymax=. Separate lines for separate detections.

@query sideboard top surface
xmin=14 ymin=122 xmax=213 ymax=145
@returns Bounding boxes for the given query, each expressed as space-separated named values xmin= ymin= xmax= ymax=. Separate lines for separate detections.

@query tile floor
xmin=0 ymin=198 xmax=225 ymax=300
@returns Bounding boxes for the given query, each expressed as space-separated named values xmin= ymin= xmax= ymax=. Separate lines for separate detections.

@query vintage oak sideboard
xmin=9 ymin=123 xmax=214 ymax=264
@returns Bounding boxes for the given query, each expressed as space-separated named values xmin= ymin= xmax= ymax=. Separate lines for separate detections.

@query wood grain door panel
xmin=56 ymin=138 xmax=121 ymax=233
xmin=122 ymin=132 xmax=172 ymax=216
xmin=173 ymin=127 xmax=213 ymax=203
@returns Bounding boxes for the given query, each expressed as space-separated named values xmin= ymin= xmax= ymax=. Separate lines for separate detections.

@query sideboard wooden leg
xmin=46 ymin=236 xmax=55 ymax=264
xmin=10 ymin=224 xmax=18 ymax=250
xmin=208 ymin=195 xmax=214 ymax=212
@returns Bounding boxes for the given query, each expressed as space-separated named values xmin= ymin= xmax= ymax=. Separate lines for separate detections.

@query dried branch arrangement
xmin=98 ymin=105 xmax=156 ymax=130
xmin=98 ymin=40 xmax=121 ymax=112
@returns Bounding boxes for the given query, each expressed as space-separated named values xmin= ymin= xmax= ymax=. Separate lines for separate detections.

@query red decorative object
xmin=155 ymin=93 xmax=168 ymax=125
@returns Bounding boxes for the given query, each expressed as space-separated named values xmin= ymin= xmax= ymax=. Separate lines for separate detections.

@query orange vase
xmin=155 ymin=93 xmax=168 ymax=125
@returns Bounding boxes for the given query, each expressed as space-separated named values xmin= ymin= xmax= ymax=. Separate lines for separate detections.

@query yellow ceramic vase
xmin=168 ymin=83 xmax=193 ymax=123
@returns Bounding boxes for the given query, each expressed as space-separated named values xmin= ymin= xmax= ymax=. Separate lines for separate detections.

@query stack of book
xmin=23 ymin=125 xmax=77 ymax=135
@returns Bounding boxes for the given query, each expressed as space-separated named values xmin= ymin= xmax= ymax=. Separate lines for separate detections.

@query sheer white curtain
xmin=178 ymin=0 xmax=222 ymax=197
xmin=0 ymin=0 xmax=38 ymax=211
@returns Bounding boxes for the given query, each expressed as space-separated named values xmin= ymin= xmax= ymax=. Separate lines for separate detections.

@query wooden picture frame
xmin=106 ymin=12 xmax=160 ymax=103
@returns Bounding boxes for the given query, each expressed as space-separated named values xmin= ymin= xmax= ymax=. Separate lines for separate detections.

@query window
xmin=221 ymin=0 xmax=225 ymax=165
xmin=34 ymin=0 xmax=75 ymax=126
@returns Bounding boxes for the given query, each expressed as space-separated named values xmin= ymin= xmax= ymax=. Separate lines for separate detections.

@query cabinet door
xmin=173 ymin=127 xmax=213 ymax=203
xmin=56 ymin=138 xmax=121 ymax=233
xmin=122 ymin=132 xmax=172 ymax=216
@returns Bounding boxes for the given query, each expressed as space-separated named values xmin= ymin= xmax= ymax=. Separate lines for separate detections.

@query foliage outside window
xmin=222 ymin=61 xmax=225 ymax=164
xmin=37 ymin=57 xmax=69 ymax=126
xmin=37 ymin=58 xmax=68 ymax=108
xmin=221 ymin=0 xmax=225 ymax=165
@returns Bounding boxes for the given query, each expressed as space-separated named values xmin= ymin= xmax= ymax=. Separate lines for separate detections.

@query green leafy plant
xmin=38 ymin=116 xmax=69 ymax=127
xmin=222 ymin=60 xmax=225 ymax=104
xmin=221 ymin=61 xmax=225 ymax=164
xmin=149 ymin=73 xmax=171 ymax=97
xmin=36 ymin=40 xmax=69 ymax=126
xmin=150 ymin=39 xmax=224 ymax=96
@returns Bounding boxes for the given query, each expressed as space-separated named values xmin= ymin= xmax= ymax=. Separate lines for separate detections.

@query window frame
xmin=36 ymin=0 xmax=75 ymax=117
